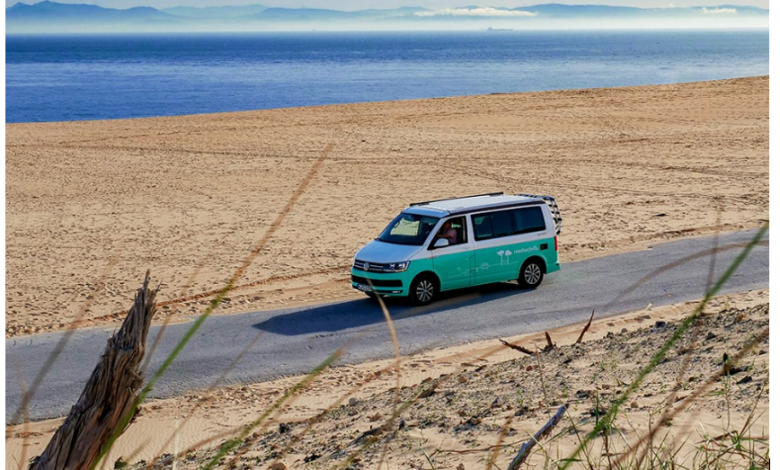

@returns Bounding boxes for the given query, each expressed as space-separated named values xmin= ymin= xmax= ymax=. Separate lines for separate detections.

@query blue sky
xmin=4 ymin=0 xmax=771 ymax=9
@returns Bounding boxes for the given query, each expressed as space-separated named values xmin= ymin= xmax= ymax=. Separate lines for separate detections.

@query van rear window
xmin=513 ymin=206 xmax=546 ymax=234
xmin=472 ymin=205 xmax=547 ymax=241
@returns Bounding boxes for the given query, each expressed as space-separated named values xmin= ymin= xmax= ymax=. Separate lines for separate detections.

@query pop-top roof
xmin=404 ymin=192 xmax=543 ymax=217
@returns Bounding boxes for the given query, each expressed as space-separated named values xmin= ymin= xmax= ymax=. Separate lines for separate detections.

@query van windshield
xmin=377 ymin=213 xmax=440 ymax=246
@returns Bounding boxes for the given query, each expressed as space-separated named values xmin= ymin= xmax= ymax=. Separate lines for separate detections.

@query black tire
xmin=409 ymin=274 xmax=438 ymax=305
xmin=518 ymin=258 xmax=544 ymax=289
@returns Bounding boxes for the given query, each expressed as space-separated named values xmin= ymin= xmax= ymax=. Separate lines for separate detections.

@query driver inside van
xmin=436 ymin=219 xmax=458 ymax=245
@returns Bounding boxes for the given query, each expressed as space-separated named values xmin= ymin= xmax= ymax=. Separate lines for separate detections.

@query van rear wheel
xmin=409 ymin=274 xmax=438 ymax=305
xmin=518 ymin=259 xmax=544 ymax=289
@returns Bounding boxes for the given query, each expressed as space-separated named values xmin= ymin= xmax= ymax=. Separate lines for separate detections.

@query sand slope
xmin=6 ymin=291 xmax=768 ymax=470
xmin=4 ymin=77 xmax=768 ymax=336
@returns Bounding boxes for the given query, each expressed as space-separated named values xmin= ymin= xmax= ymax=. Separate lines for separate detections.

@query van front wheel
xmin=518 ymin=259 xmax=544 ymax=289
xmin=409 ymin=274 xmax=438 ymax=305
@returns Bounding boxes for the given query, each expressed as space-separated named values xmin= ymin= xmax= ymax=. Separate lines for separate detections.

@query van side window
xmin=491 ymin=211 xmax=513 ymax=238
xmin=513 ymin=206 xmax=546 ymax=234
xmin=473 ymin=214 xmax=493 ymax=241
xmin=449 ymin=217 xmax=467 ymax=245
xmin=473 ymin=205 xmax=547 ymax=241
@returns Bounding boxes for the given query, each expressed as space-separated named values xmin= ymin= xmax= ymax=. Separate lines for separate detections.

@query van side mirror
xmin=433 ymin=238 xmax=449 ymax=249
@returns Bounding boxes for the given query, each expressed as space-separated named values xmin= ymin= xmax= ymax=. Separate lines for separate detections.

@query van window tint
xmin=473 ymin=205 xmax=547 ymax=241
xmin=513 ymin=207 xmax=546 ymax=234
xmin=473 ymin=214 xmax=493 ymax=241
xmin=491 ymin=211 xmax=513 ymax=238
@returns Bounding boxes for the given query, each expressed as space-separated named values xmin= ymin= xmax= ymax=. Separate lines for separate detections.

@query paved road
xmin=6 ymin=229 xmax=769 ymax=424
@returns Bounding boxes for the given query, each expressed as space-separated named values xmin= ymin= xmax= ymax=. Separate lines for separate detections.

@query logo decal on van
xmin=512 ymin=246 xmax=540 ymax=255
xmin=497 ymin=250 xmax=513 ymax=266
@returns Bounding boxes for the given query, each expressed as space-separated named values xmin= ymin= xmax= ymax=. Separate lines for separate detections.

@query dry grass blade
xmin=612 ymin=325 xmax=769 ymax=468
xmin=140 ymin=261 xmax=206 ymax=377
xmin=94 ymin=144 xmax=333 ymax=469
xmin=221 ymin=334 xmax=372 ymax=469
xmin=602 ymin=238 xmax=768 ymax=312
xmin=559 ymin=223 xmax=768 ymax=470
xmin=10 ymin=254 xmax=120 ymax=426
xmin=95 ymin=263 xmax=352 ymax=324
xmin=738 ymin=380 xmax=767 ymax=438
xmin=13 ymin=363 xmax=30 ymax=470
xmin=31 ymin=271 xmax=157 ymax=470
xmin=144 ymin=330 xmax=265 ymax=470
xmin=632 ymin=220 xmax=727 ymax=468
xmin=364 ymin=280 xmax=404 ymax=470
xmin=486 ymin=416 xmax=515 ymax=470
xmin=201 ymin=349 xmax=344 ymax=470
xmin=225 ymin=282 xmax=403 ymax=470
xmin=265 ymin=357 xmax=416 ymax=468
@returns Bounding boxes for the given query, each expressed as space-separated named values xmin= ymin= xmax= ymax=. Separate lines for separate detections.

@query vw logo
xmin=362 ymin=262 xmax=370 ymax=271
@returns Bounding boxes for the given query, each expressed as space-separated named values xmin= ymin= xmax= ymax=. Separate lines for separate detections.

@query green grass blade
xmin=560 ymin=223 xmax=767 ymax=470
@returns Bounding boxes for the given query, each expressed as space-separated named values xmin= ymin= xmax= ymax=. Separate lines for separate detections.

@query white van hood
xmin=355 ymin=240 xmax=424 ymax=263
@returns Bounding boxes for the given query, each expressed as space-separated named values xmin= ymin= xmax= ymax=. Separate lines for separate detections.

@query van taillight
xmin=555 ymin=236 xmax=558 ymax=251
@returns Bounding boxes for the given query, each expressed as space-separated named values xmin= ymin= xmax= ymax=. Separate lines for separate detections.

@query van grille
xmin=353 ymin=259 xmax=385 ymax=273
xmin=351 ymin=275 xmax=403 ymax=288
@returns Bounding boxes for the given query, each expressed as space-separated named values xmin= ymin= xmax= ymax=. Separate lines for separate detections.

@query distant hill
xmin=514 ymin=4 xmax=647 ymax=17
xmin=7 ymin=1 xmax=175 ymax=21
xmin=250 ymin=7 xmax=430 ymax=21
xmin=512 ymin=3 xmax=769 ymax=18
xmin=160 ymin=4 xmax=267 ymax=19
xmin=5 ymin=1 xmax=769 ymax=34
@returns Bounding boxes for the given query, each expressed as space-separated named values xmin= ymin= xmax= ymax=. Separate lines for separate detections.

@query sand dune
xmin=5 ymin=290 xmax=768 ymax=469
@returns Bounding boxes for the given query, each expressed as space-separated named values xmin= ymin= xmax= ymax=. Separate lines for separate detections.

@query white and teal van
xmin=351 ymin=192 xmax=563 ymax=305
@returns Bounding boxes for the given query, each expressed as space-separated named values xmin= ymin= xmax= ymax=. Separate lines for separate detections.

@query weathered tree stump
xmin=30 ymin=272 xmax=158 ymax=470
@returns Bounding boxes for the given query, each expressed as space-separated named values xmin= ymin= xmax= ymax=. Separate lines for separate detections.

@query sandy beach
xmin=4 ymin=77 xmax=769 ymax=469
xmin=4 ymin=77 xmax=769 ymax=337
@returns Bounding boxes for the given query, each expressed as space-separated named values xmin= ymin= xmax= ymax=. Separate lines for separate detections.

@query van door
xmin=430 ymin=216 xmax=475 ymax=292
xmin=471 ymin=211 xmax=519 ymax=284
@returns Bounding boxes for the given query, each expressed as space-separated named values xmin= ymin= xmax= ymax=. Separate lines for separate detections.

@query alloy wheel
xmin=524 ymin=263 xmax=541 ymax=285
xmin=415 ymin=279 xmax=434 ymax=303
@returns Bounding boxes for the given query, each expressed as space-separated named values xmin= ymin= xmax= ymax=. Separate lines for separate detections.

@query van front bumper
xmin=351 ymin=270 xmax=407 ymax=296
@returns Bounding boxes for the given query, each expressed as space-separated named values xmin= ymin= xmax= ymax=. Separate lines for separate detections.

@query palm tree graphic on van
xmin=497 ymin=250 xmax=513 ymax=265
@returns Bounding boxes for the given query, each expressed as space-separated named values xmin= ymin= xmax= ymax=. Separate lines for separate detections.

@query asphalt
xmin=5 ymin=228 xmax=769 ymax=424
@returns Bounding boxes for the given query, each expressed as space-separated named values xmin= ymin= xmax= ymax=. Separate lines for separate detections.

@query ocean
xmin=5 ymin=30 xmax=769 ymax=123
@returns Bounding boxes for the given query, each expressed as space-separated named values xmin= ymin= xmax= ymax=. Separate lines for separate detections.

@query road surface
xmin=6 ymin=229 xmax=769 ymax=424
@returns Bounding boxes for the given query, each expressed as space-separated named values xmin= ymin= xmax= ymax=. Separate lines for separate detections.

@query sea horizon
xmin=5 ymin=29 xmax=769 ymax=124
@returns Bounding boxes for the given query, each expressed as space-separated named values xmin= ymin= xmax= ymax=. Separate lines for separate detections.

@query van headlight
xmin=383 ymin=261 xmax=410 ymax=272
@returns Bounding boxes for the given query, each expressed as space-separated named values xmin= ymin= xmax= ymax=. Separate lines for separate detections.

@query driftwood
xmin=30 ymin=272 xmax=158 ymax=470
xmin=506 ymin=405 xmax=567 ymax=470
xmin=499 ymin=339 xmax=535 ymax=355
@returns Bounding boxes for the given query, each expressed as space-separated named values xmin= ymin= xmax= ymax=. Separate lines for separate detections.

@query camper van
xmin=351 ymin=192 xmax=562 ymax=305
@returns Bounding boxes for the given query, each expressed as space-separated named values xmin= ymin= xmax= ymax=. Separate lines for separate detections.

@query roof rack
xmin=410 ymin=192 xmax=504 ymax=207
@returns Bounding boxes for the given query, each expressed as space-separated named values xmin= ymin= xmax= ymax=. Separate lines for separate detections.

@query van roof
xmin=404 ymin=192 xmax=544 ymax=217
